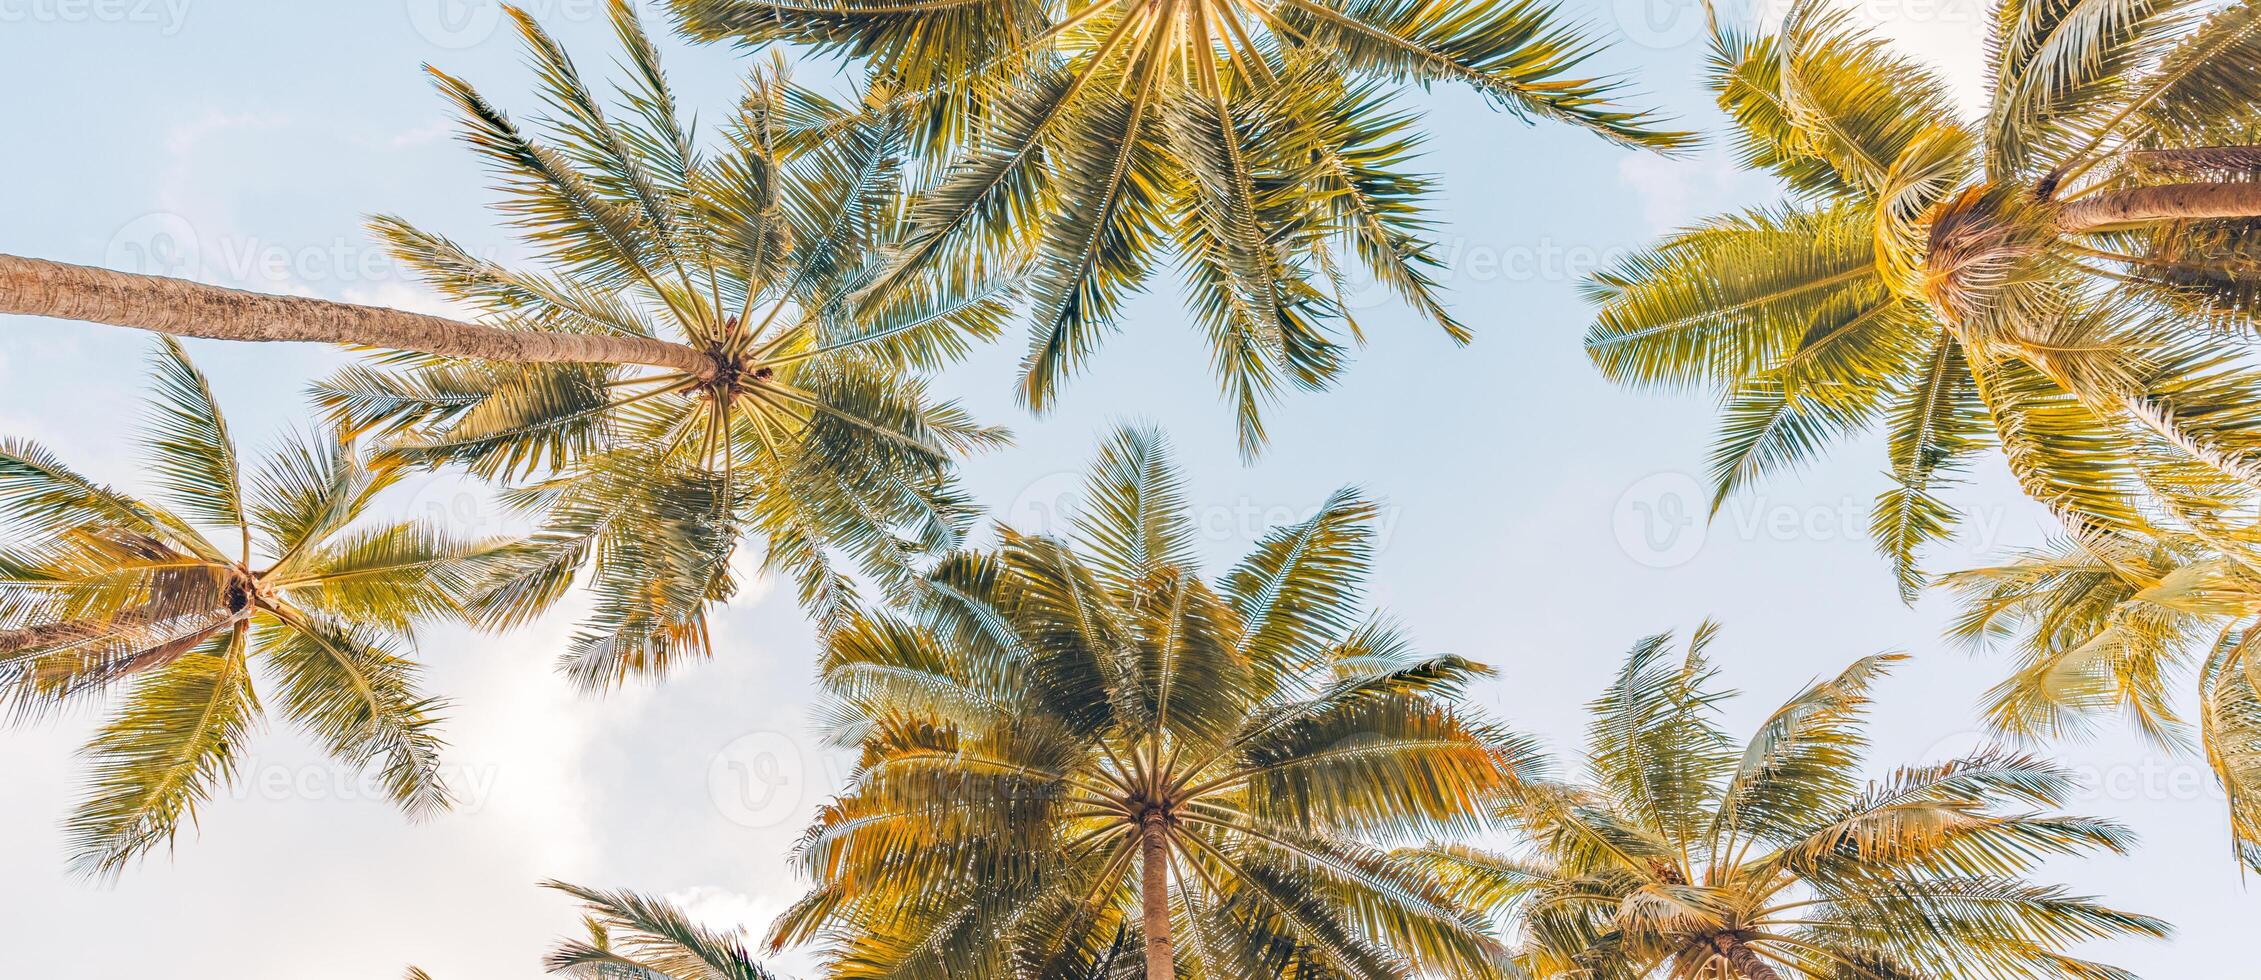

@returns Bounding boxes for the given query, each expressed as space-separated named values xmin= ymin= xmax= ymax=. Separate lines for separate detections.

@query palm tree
xmin=1411 ymin=625 xmax=2168 ymax=978
xmin=3 ymin=3 xmax=1011 ymax=679
xmin=0 ymin=339 xmax=515 ymax=875
xmin=0 ymin=1 xmax=998 ymax=392
xmin=305 ymin=3 xmax=1019 ymax=684
xmin=407 ymin=880 xmax=784 ymax=979
xmin=1582 ymin=0 xmax=2261 ymax=595
xmin=770 ymin=424 xmax=1524 ymax=978
xmin=1944 ymin=519 xmax=2261 ymax=871
xmin=671 ymin=0 xmax=1694 ymax=454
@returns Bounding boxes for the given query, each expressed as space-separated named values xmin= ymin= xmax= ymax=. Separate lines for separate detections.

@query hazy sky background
xmin=0 ymin=0 xmax=2243 ymax=976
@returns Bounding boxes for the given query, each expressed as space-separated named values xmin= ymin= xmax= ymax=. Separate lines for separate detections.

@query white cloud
xmin=663 ymin=885 xmax=784 ymax=940
xmin=1618 ymin=151 xmax=1773 ymax=233
xmin=379 ymin=117 xmax=455 ymax=150
xmin=157 ymin=109 xmax=291 ymax=215
xmin=339 ymin=280 xmax=476 ymax=320
xmin=1723 ymin=0 xmax=1987 ymax=111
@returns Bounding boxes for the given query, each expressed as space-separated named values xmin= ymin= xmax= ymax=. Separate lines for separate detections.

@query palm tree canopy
xmin=1583 ymin=0 xmax=2261 ymax=596
xmin=772 ymin=423 xmax=1531 ymax=978
xmin=1418 ymin=625 xmax=2168 ymax=979
xmin=671 ymin=0 xmax=1694 ymax=454
xmin=407 ymin=880 xmax=784 ymax=980
xmin=0 ymin=338 xmax=517 ymax=876
xmin=317 ymin=1 xmax=1015 ymax=687
xmin=1945 ymin=520 xmax=2261 ymax=872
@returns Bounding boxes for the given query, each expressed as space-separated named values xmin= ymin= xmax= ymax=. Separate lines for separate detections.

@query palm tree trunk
xmin=2128 ymin=145 xmax=2261 ymax=177
xmin=2057 ymin=182 xmax=2261 ymax=232
xmin=1140 ymin=814 xmax=1176 ymax=980
xmin=1712 ymin=935 xmax=1784 ymax=980
xmin=0 ymin=255 xmax=716 ymax=378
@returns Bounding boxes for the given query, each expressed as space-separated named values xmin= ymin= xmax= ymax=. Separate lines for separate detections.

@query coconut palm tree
xmin=1 ymin=3 xmax=1012 ymax=679
xmin=671 ymin=0 xmax=1694 ymax=454
xmin=304 ymin=3 xmax=1020 ymax=684
xmin=0 ymin=339 xmax=516 ymax=876
xmin=407 ymin=880 xmax=785 ymax=979
xmin=1583 ymin=0 xmax=2261 ymax=595
xmin=770 ymin=424 xmax=1525 ymax=978
xmin=1409 ymin=625 xmax=2168 ymax=978
xmin=1944 ymin=518 xmax=2261 ymax=872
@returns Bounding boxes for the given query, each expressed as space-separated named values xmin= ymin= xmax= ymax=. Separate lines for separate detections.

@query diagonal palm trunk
xmin=2058 ymin=182 xmax=2261 ymax=232
xmin=0 ymin=255 xmax=716 ymax=378
xmin=1140 ymin=813 xmax=1176 ymax=980
xmin=2128 ymin=145 xmax=2261 ymax=177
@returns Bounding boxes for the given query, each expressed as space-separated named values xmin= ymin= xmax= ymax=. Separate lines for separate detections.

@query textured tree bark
xmin=0 ymin=255 xmax=716 ymax=379
xmin=2128 ymin=145 xmax=2261 ymax=177
xmin=1712 ymin=935 xmax=1784 ymax=980
xmin=2057 ymin=183 xmax=2261 ymax=231
xmin=1141 ymin=814 xmax=1177 ymax=980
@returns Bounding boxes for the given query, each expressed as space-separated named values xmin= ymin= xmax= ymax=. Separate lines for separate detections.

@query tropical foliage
xmin=1583 ymin=0 xmax=2261 ymax=596
xmin=3 ymin=0 xmax=2247 ymax=970
xmin=1946 ymin=521 xmax=2261 ymax=872
xmin=671 ymin=0 xmax=1694 ymax=453
xmin=408 ymin=880 xmax=783 ymax=979
xmin=1416 ymin=625 xmax=2168 ymax=978
xmin=772 ymin=424 xmax=1526 ymax=978
xmin=0 ymin=339 xmax=514 ymax=875
xmin=317 ymin=0 xmax=1013 ymax=687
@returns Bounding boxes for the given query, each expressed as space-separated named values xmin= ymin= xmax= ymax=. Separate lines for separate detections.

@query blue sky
xmin=0 ymin=1 xmax=2246 ymax=976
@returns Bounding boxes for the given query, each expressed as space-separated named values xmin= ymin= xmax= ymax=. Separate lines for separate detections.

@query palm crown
xmin=772 ymin=424 xmax=1524 ymax=978
xmin=0 ymin=339 xmax=513 ymax=875
xmin=1422 ymin=626 xmax=2167 ymax=978
xmin=672 ymin=0 xmax=1693 ymax=454
xmin=318 ymin=1 xmax=1014 ymax=687
xmin=1945 ymin=518 xmax=2261 ymax=872
xmin=1583 ymin=0 xmax=2261 ymax=596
